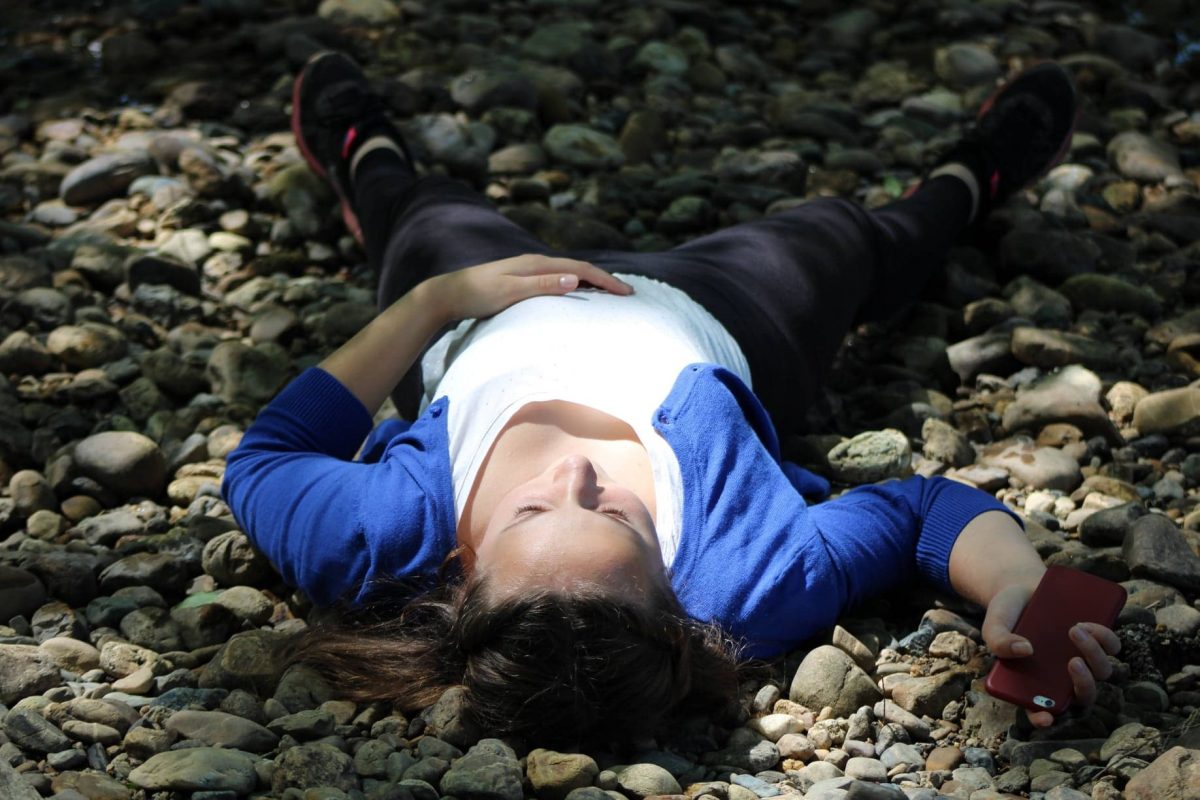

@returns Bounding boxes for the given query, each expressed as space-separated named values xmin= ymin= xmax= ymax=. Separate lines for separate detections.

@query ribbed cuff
xmin=268 ymin=367 xmax=374 ymax=461
xmin=915 ymin=478 xmax=1023 ymax=594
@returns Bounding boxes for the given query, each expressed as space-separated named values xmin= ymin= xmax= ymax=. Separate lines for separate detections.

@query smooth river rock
xmin=129 ymin=747 xmax=259 ymax=793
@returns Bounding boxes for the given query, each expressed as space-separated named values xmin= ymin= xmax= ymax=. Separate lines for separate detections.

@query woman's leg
xmin=594 ymin=62 xmax=1079 ymax=435
xmin=591 ymin=175 xmax=973 ymax=435
xmin=353 ymin=142 xmax=971 ymax=429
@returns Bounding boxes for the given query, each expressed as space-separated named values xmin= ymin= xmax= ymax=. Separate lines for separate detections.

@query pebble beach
xmin=1 ymin=1 xmax=1199 ymax=799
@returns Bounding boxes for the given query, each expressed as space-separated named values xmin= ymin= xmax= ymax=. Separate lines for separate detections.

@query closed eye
xmin=512 ymin=504 xmax=631 ymax=522
xmin=514 ymin=504 xmax=546 ymax=518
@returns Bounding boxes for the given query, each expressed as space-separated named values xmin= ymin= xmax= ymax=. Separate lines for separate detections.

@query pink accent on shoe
xmin=291 ymin=63 xmax=328 ymax=180
xmin=989 ymin=169 xmax=1001 ymax=199
xmin=341 ymin=126 xmax=359 ymax=161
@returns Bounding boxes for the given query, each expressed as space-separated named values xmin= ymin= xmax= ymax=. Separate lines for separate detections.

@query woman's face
xmin=471 ymin=454 xmax=666 ymax=600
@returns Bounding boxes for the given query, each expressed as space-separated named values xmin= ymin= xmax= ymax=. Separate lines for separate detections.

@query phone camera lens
xmin=1034 ymin=695 xmax=1055 ymax=709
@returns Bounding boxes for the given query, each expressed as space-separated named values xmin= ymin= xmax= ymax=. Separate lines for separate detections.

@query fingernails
xmin=1070 ymin=625 xmax=1090 ymax=643
xmin=1012 ymin=640 xmax=1033 ymax=656
xmin=559 ymin=275 xmax=576 ymax=288
xmin=1071 ymin=658 xmax=1088 ymax=674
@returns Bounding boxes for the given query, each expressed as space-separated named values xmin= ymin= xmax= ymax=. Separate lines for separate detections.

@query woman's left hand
xmin=425 ymin=253 xmax=634 ymax=323
xmin=981 ymin=582 xmax=1123 ymax=727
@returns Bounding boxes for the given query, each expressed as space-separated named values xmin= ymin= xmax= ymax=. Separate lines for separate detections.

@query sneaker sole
xmin=291 ymin=53 xmax=366 ymax=247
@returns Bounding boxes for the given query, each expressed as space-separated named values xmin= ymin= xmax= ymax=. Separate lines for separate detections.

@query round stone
xmin=46 ymin=323 xmax=127 ymax=369
xmin=39 ymin=636 xmax=101 ymax=673
xmin=788 ymin=646 xmax=882 ymax=718
xmin=0 ymin=644 xmax=61 ymax=705
xmin=0 ymin=566 xmax=47 ymax=619
xmin=74 ymin=431 xmax=167 ymax=498
xmin=615 ymin=764 xmax=681 ymax=798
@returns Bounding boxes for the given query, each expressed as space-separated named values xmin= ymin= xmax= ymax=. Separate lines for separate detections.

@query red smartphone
xmin=984 ymin=565 xmax=1126 ymax=715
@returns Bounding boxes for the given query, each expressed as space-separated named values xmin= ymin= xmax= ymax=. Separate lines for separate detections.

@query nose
xmin=553 ymin=455 xmax=600 ymax=505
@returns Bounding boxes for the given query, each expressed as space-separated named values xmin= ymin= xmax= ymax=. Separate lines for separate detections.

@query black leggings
xmin=354 ymin=150 xmax=972 ymax=434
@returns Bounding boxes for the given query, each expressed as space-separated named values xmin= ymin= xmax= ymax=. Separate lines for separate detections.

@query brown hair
xmin=285 ymin=555 xmax=744 ymax=746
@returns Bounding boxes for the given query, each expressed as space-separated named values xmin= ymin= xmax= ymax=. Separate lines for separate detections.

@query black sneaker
xmin=291 ymin=51 xmax=412 ymax=244
xmin=937 ymin=62 xmax=1079 ymax=219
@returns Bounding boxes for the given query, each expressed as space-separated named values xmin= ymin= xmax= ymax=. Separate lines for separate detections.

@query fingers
xmin=576 ymin=263 xmax=635 ymax=295
xmin=513 ymin=254 xmax=635 ymax=295
xmin=1080 ymin=622 xmax=1121 ymax=656
xmin=534 ymin=273 xmax=578 ymax=293
xmin=1026 ymin=708 xmax=1055 ymax=728
xmin=1070 ymin=624 xmax=1115 ymax=682
xmin=1070 ymin=655 xmax=1099 ymax=706
xmin=986 ymin=630 xmax=1034 ymax=659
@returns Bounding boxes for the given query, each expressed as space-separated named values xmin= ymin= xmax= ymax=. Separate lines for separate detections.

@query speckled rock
xmin=826 ymin=429 xmax=911 ymax=484
xmin=527 ymin=749 xmax=601 ymax=800
xmin=0 ymin=644 xmax=62 ymax=705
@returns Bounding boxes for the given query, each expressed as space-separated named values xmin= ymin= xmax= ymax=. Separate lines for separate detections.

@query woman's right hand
xmin=422 ymin=254 xmax=634 ymax=323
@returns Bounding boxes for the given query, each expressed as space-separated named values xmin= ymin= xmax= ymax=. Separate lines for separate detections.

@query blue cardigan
xmin=222 ymin=364 xmax=1016 ymax=658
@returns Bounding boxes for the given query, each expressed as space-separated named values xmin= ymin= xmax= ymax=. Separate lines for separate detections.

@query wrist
xmin=989 ymin=565 xmax=1046 ymax=605
xmin=410 ymin=276 xmax=456 ymax=327
xmin=949 ymin=510 xmax=1046 ymax=606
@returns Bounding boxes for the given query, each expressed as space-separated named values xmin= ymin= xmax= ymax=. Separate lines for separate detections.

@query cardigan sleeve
xmin=805 ymin=476 xmax=1023 ymax=607
xmin=221 ymin=368 xmax=456 ymax=607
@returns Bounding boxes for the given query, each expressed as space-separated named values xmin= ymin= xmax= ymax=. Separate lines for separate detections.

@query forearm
xmin=947 ymin=510 xmax=1046 ymax=606
xmin=317 ymin=279 xmax=449 ymax=415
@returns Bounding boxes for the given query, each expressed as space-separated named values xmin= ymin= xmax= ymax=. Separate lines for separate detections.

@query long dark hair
xmin=284 ymin=553 xmax=744 ymax=746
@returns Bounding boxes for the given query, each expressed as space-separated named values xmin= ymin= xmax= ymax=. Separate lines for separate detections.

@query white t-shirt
xmin=419 ymin=273 xmax=751 ymax=567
